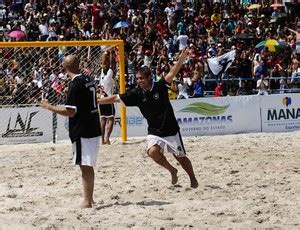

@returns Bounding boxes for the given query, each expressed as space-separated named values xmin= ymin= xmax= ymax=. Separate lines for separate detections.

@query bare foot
xmin=171 ymin=168 xmax=178 ymax=185
xmin=190 ymin=178 xmax=199 ymax=188
xmin=102 ymin=141 xmax=106 ymax=145
xmin=80 ymin=201 xmax=92 ymax=208
xmin=106 ymin=140 xmax=111 ymax=145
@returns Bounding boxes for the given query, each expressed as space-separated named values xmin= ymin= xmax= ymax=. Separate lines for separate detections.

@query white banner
xmin=111 ymin=105 xmax=147 ymax=138
xmin=173 ymin=96 xmax=261 ymax=136
xmin=0 ymin=107 xmax=53 ymax=145
xmin=2 ymin=94 xmax=299 ymax=144
xmin=111 ymin=95 xmax=261 ymax=137
xmin=56 ymin=115 xmax=70 ymax=141
xmin=260 ymin=94 xmax=300 ymax=132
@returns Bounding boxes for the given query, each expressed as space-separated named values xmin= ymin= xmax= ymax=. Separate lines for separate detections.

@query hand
xmin=40 ymin=99 xmax=50 ymax=110
xmin=181 ymin=48 xmax=192 ymax=58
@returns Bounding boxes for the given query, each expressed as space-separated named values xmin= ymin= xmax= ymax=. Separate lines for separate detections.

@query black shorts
xmin=99 ymin=103 xmax=115 ymax=118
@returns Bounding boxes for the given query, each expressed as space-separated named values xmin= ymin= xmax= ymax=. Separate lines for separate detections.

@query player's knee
xmin=147 ymin=145 xmax=160 ymax=158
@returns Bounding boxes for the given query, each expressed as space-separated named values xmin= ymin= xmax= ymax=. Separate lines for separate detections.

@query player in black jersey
xmin=41 ymin=55 xmax=101 ymax=208
xmin=98 ymin=49 xmax=198 ymax=188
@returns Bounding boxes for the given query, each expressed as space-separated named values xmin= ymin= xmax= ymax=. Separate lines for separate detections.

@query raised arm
xmin=164 ymin=49 xmax=190 ymax=84
xmin=287 ymin=28 xmax=297 ymax=34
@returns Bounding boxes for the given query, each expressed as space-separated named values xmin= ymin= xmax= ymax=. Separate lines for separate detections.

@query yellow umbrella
xmin=248 ymin=4 xmax=261 ymax=10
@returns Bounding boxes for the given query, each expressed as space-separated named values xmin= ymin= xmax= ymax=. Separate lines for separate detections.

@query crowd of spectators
xmin=0 ymin=0 xmax=299 ymax=106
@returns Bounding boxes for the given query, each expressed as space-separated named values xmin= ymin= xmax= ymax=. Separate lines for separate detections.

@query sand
xmin=0 ymin=132 xmax=299 ymax=229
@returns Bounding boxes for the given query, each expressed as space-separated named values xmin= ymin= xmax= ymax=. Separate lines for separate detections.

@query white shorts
xmin=147 ymin=132 xmax=186 ymax=157
xmin=72 ymin=136 xmax=100 ymax=166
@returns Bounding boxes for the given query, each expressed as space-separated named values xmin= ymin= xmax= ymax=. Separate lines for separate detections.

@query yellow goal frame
xmin=0 ymin=40 xmax=127 ymax=143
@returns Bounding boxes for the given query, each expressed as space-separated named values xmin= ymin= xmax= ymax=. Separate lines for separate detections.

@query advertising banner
xmin=260 ymin=94 xmax=300 ymax=132
xmin=0 ymin=107 xmax=53 ymax=145
xmin=111 ymin=96 xmax=261 ymax=137
xmin=111 ymin=104 xmax=147 ymax=138
xmin=173 ymin=96 xmax=261 ymax=136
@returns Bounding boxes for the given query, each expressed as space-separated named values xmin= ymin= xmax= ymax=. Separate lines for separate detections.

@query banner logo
xmin=2 ymin=111 xmax=43 ymax=138
xmin=282 ymin=97 xmax=292 ymax=107
xmin=180 ymin=102 xmax=229 ymax=115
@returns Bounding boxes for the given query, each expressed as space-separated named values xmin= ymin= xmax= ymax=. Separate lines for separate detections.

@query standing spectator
xmin=89 ymin=0 xmax=104 ymax=31
xmin=190 ymin=71 xmax=204 ymax=98
xmin=214 ymin=81 xmax=224 ymax=97
xmin=254 ymin=60 xmax=267 ymax=80
xmin=177 ymin=32 xmax=189 ymax=51
xmin=164 ymin=2 xmax=175 ymax=33
xmin=24 ymin=0 xmax=36 ymax=15
xmin=99 ymin=51 xmax=115 ymax=145
xmin=177 ymin=78 xmax=190 ymax=99
xmin=236 ymin=81 xmax=248 ymax=96
xmin=38 ymin=17 xmax=49 ymax=41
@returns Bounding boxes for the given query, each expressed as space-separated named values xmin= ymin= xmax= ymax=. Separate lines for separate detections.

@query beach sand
xmin=0 ymin=132 xmax=299 ymax=229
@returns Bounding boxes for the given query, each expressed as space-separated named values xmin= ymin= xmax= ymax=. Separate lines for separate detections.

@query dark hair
xmin=136 ymin=66 xmax=152 ymax=78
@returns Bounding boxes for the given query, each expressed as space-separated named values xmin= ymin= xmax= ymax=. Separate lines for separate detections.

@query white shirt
xmin=177 ymin=35 xmax=188 ymax=51
xmin=24 ymin=3 xmax=36 ymax=13
xmin=177 ymin=82 xmax=189 ymax=99
xmin=99 ymin=69 xmax=114 ymax=96
xmin=164 ymin=7 xmax=175 ymax=21
xmin=256 ymin=79 xmax=269 ymax=94
xmin=39 ymin=23 xmax=49 ymax=36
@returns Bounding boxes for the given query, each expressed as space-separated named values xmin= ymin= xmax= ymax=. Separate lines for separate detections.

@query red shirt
xmin=214 ymin=85 xmax=223 ymax=97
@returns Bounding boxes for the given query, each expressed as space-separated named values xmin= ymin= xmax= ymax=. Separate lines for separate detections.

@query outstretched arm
xmin=40 ymin=99 xmax=76 ymax=117
xmin=98 ymin=94 xmax=120 ymax=105
xmin=164 ymin=49 xmax=190 ymax=84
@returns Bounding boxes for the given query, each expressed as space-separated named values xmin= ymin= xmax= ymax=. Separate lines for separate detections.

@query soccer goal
xmin=0 ymin=40 xmax=127 ymax=145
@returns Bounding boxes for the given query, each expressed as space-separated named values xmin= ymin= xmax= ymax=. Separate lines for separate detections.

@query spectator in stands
xmin=214 ymin=81 xmax=224 ymax=97
xmin=236 ymin=80 xmax=248 ymax=96
xmin=256 ymin=74 xmax=269 ymax=95
xmin=254 ymin=60 xmax=267 ymax=81
xmin=190 ymin=71 xmax=204 ymax=98
xmin=177 ymin=78 xmax=189 ymax=99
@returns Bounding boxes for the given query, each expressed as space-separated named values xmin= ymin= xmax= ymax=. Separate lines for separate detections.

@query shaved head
xmin=62 ymin=55 xmax=80 ymax=74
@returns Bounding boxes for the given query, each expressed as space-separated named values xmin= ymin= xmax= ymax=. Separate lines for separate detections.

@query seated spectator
xmin=236 ymin=81 xmax=248 ymax=96
xmin=256 ymin=75 xmax=269 ymax=95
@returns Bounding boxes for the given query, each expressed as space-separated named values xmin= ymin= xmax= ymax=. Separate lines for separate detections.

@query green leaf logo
xmin=180 ymin=102 xmax=229 ymax=115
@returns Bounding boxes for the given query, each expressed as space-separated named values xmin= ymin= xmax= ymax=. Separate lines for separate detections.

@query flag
xmin=207 ymin=50 xmax=236 ymax=76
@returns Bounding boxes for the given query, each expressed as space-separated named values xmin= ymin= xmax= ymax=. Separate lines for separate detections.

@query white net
xmin=0 ymin=42 xmax=122 ymax=145
xmin=0 ymin=45 xmax=119 ymax=106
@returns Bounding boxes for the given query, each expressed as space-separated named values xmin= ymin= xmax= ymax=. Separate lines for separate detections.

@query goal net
xmin=0 ymin=40 xmax=127 ymax=145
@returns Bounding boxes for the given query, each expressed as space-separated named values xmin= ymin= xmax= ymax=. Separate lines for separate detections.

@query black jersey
xmin=119 ymin=78 xmax=179 ymax=137
xmin=65 ymin=74 xmax=101 ymax=142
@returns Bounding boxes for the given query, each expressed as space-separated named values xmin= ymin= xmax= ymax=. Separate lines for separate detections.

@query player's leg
xmin=100 ymin=117 xmax=107 ymax=144
xmin=147 ymin=145 xmax=178 ymax=185
xmin=105 ymin=116 xmax=114 ymax=145
xmin=173 ymin=155 xmax=198 ymax=188
xmin=79 ymin=165 xmax=94 ymax=208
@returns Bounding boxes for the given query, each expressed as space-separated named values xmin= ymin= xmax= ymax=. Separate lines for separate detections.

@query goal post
xmin=0 ymin=40 xmax=127 ymax=144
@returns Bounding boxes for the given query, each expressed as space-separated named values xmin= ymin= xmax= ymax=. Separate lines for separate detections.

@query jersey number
xmin=89 ymin=87 xmax=97 ymax=109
